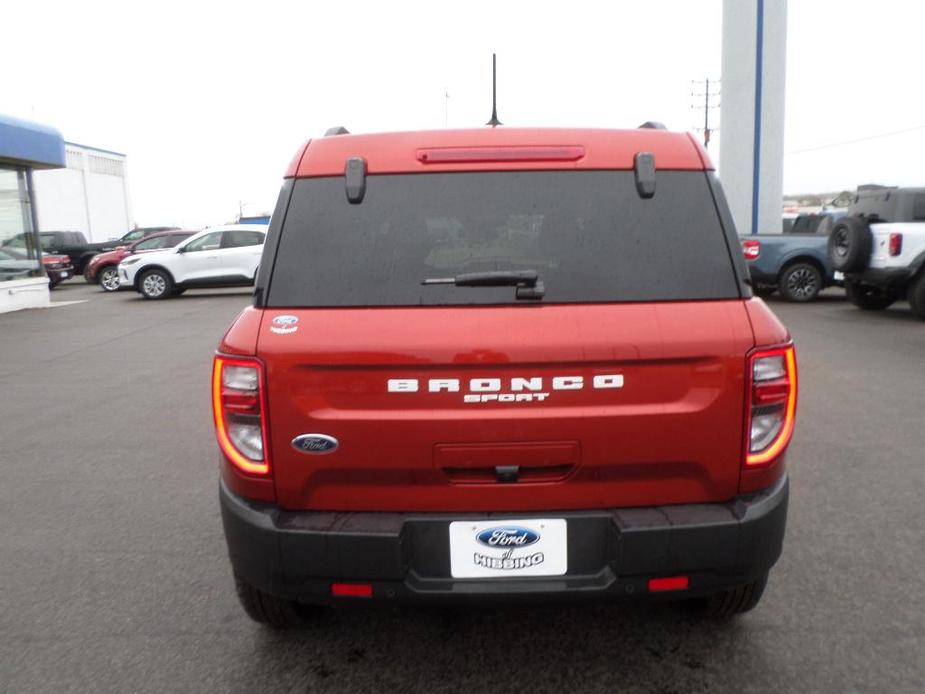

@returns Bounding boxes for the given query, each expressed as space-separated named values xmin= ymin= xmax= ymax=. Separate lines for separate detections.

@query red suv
xmin=214 ymin=126 xmax=796 ymax=627
xmin=85 ymin=230 xmax=195 ymax=291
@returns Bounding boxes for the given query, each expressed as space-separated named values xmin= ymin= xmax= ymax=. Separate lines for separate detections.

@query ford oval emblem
xmin=272 ymin=315 xmax=299 ymax=326
xmin=291 ymin=434 xmax=338 ymax=455
xmin=476 ymin=526 xmax=540 ymax=548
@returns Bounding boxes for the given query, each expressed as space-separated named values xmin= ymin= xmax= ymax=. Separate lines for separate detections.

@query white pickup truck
xmin=828 ymin=186 xmax=925 ymax=318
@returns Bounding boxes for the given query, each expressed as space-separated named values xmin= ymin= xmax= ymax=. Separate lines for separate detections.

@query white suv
xmin=119 ymin=224 xmax=267 ymax=299
xmin=828 ymin=186 xmax=925 ymax=318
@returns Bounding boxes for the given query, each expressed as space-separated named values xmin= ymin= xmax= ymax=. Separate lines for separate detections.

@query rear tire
xmin=234 ymin=575 xmax=309 ymax=629
xmin=845 ymin=280 xmax=895 ymax=310
xmin=828 ymin=217 xmax=872 ymax=272
xmin=908 ymin=273 xmax=925 ymax=320
xmin=98 ymin=266 xmax=121 ymax=292
xmin=689 ymin=574 xmax=768 ymax=620
xmin=138 ymin=268 xmax=173 ymax=300
xmin=779 ymin=262 xmax=822 ymax=302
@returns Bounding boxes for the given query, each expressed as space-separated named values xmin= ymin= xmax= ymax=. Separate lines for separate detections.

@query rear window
xmin=267 ymin=171 xmax=739 ymax=307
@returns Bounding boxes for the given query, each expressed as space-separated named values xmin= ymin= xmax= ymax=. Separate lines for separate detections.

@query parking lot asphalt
xmin=1 ymin=283 xmax=923 ymax=694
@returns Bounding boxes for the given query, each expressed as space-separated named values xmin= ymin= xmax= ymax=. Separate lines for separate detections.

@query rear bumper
xmin=847 ymin=266 xmax=913 ymax=289
xmin=220 ymin=475 xmax=788 ymax=604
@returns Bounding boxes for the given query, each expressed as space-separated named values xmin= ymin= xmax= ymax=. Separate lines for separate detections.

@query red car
xmin=43 ymin=253 xmax=73 ymax=288
xmin=215 ymin=126 xmax=796 ymax=627
xmin=0 ymin=247 xmax=71 ymax=287
xmin=85 ymin=230 xmax=195 ymax=291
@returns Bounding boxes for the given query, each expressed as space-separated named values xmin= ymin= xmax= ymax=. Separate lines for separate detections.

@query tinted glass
xmin=184 ymin=232 xmax=223 ymax=251
xmin=223 ymin=230 xmax=265 ymax=248
xmin=267 ymin=171 xmax=739 ymax=307
xmin=134 ymin=235 xmax=180 ymax=251
xmin=123 ymin=230 xmax=145 ymax=243
xmin=914 ymin=194 xmax=925 ymax=221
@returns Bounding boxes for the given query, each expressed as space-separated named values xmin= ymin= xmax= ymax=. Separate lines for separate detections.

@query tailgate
xmin=260 ymin=301 xmax=754 ymax=512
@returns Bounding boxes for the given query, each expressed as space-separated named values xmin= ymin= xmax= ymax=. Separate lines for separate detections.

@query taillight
xmin=745 ymin=345 xmax=797 ymax=466
xmin=742 ymin=239 xmax=760 ymax=260
xmin=889 ymin=233 xmax=903 ymax=256
xmin=212 ymin=356 xmax=270 ymax=475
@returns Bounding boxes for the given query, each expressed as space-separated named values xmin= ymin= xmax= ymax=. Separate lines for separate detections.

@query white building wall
xmin=32 ymin=143 xmax=132 ymax=242
xmin=719 ymin=0 xmax=788 ymax=235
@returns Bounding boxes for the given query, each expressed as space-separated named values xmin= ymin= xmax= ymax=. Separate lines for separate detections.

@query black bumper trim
xmin=220 ymin=476 xmax=788 ymax=604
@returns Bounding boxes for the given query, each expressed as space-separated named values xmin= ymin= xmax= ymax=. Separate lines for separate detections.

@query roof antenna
xmin=486 ymin=53 xmax=502 ymax=127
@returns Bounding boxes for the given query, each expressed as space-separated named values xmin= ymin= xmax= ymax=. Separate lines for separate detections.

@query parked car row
xmin=2 ymin=223 xmax=267 ymax=298
xmin=117 ymin=225 xmax=267 ymax=299
xmin=740 ymin=186 xmax=925 ymax=319
xmin=85 ymin=230 xmax=196 ymax=291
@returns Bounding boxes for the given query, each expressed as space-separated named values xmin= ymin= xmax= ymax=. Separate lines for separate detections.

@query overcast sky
xmin=6 ymin=0 xmax=924 ymax=227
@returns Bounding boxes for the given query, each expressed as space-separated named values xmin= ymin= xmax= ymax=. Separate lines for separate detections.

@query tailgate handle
xmin=494 ymin=465 xmax=520 ymax=483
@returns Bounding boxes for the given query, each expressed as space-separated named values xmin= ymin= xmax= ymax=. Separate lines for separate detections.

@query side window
xmin=222 ymin=230 xmax=265 ymax=248
xmin=913 ymin=194 xmax=925 ymax=221
xmin=39 ymin=233 xmax=58 ymax=249
xmin=134 ymin=236 xmax=169 ymax=251
xmin=123 ymin=230 xmax=145 ymax=243
xmin=165 ymin=234 xmax=193 ymax=248
xmin=184 ymin=232 xmax=223 ymax=252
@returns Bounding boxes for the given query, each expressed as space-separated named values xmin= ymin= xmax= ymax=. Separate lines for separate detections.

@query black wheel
xmin=827 ymin=217 xmax=872 ymax=272
xmin=845 ymin=280 xmax=895 ymax=310
xmin=689 ymin=574 xmax=768 ymax=620
xmin=908 ymin=273 xmax=925 ymax=320
xmin=98 ymin=266 xmax=121 ymax=292
xmin=138 ymin=268 xmax=173 ymax=300
xmin=778 ymin=262 xmax=822 ymax=302
xmin=234 ymin=574 xmax=309 ymax=629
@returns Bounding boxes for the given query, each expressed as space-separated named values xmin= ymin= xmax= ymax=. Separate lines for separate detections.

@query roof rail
xmin=324 ymin=126 xmax=350 ymax=136
xmin=638 ymin=121 xmax=667 ymax=130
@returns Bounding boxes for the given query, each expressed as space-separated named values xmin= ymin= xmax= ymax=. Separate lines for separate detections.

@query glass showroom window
xmin=0 ymin=167 xmax=41 ymax=281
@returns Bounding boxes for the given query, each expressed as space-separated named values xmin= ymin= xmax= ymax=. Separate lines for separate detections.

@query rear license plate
xmin=60 ymin=272 xmax=69 ymax=278
xmin=449 ymin=519 xmax=567 ymax=578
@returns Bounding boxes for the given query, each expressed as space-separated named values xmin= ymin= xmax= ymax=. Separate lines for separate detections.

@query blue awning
xmin=0 ymin=114 xmax=66 ymax=169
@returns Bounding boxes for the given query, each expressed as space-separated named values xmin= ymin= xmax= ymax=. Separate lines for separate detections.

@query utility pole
xmin=691 ymin=78 xmax=721 ymax=148
xmin=444 ymin=88 xmax=449 ymax=128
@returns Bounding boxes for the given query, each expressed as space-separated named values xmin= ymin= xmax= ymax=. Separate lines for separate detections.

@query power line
xmin=786 ymin=124 xmax=925 ymax=155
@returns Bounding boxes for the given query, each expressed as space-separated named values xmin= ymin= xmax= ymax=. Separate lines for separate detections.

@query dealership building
xmin=0 ymin=114 xmax=66 ymax=313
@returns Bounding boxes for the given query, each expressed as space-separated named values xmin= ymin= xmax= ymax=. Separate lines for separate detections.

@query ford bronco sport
xmin=214 ymin=126 xmax=797 ymax=627
xmin=827 ymin=185 xmax=925 ymax=318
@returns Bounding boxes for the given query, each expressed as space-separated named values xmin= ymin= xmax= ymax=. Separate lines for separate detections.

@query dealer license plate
xmin=449 ymin=518 xmax=567 ymax=578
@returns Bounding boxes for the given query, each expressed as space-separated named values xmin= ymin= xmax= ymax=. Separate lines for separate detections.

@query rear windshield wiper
xmin=421 ymin=270 xmax=545 ymax=300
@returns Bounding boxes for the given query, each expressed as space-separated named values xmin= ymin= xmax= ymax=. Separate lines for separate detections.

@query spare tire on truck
xmin=828 ymin=217 xmax=872 ymax=272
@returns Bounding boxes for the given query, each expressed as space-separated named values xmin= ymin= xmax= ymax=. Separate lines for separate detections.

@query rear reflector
xmin=417 ymin=146 xmax=585 ymax=164
xmin=331 ymin=583 xmax=373 ymax=598
xmin=648 ymin=576 xmax=689 ymax=592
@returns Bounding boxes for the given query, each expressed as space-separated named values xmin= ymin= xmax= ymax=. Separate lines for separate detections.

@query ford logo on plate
xmin=476 ymin=526 xmax=540 ymax=548
xmin=272 ymin=315 xmax=299 ymax=326
xmin=291 ymin=434 xmax=339 ymax=454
